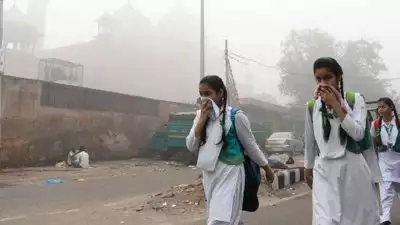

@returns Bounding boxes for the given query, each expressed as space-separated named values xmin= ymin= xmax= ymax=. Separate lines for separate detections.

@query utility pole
xmin=0 ymin=0 xmax=3 ymax=76
xmin=0 ymin=0 xmax=4 ymax=168
xmin=200 ymin=0 xmax=205 ymax=79
xmin=224 ymin=40 xmax=240 ymax=107
xmin=224 ymin=40 xmax=229 ymax=104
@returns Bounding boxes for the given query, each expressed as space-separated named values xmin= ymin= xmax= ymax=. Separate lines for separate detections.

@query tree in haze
xmin=339 ymin=39 xmax=388 ymax=101
xmin=278 ymin=28 xmax=388 ymax=104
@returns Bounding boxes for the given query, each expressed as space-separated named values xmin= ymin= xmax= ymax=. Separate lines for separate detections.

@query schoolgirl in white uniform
xmin=371 ymin=97 xmax=400 ymax=225
xmin=304 ymin=57 xmax=380 ymax=225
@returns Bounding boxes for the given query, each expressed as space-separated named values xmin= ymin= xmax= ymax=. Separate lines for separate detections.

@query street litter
xmin=46 ymin=178 xmax=64 ymax=184
xmin=267 ymin=153 xmax=296 ymax=169
xmin=144 ymin=177 xmax=204 ymax=214
xmin=134 ymin=162 xmax=152 ymax=167
xmin=165 ymin=161 xmax=185 ymax=167
xmin=55 ymin=161 xmax=67 ymax=168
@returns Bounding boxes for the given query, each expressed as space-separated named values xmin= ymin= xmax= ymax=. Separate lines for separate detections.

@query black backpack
xmin=230 ymin=107 xmax=261 ymax=212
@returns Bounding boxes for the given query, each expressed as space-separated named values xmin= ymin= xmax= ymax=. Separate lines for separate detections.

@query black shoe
xmin=381 ymin=221 xmax=391 ymax=225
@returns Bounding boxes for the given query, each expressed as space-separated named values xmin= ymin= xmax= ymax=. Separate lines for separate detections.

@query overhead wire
xmin=229 ymin=52 xmax=280 ymax=70
xmin=228 ymin=52 xmax=311 ymax=77
xmin=228 ymin=51 xmax=391 ymax=94
xmin=228 ymin=51 xmax=400 ymax=82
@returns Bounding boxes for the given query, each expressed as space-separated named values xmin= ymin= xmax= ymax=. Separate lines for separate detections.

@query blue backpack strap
xmin=230 ymin=107 xmax=262 ymax=213
xmin=230 ymin=107 xmax=244 ymax=151
xmin=230 ymin=107 xmax=238 ymax=125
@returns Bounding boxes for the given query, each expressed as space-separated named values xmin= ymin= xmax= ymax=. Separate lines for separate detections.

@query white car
xmin=265 ymin=132 xmax=304 ymax=156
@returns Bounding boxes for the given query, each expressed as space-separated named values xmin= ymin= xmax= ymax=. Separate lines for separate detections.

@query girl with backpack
xmin=304 ymin=57 xmax=380 ymax=225
xmin=186 ymin=75 xmax=275 ymax=225
xmin=371 ymin=97 xmax=400 ymax=225
xmin=362 ymin=109 xmax=382 ymax=201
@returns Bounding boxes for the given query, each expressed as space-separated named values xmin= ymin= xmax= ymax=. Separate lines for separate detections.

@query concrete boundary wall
xmin=0 ymin=75 xmax=191 ymax=167
xmin=0 ymin=75 xmax=289 ymax=168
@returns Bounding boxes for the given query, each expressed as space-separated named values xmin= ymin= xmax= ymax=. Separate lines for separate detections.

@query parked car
xmin=265 ymin=132 xmax=303 ymax=156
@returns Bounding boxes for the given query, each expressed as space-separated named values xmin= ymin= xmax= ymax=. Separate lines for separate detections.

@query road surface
xmin=188 ymin=192 xmax=400 ymax=225
xmin=2 ymin=158 xmax=399 ymax=225
xmin=0 ymin=161 xmax=200 ymax=224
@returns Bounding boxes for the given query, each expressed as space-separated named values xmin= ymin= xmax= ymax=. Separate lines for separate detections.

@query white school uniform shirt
xmin=370 ymin=117 xmax=400 ymax=182
xmin=185 ymin=107 xmax=268 ymax=172
xmin=304 ymin=93 xmax=366 ymax=169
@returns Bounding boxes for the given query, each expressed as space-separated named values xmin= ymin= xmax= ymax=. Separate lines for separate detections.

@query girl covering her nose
xmin=186 ymin=75 xmax=274 ymax=225
xmin=304 ymin=57 xmax=380 ymax=225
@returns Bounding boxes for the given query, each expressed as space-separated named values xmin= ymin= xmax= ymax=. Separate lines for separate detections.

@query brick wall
xmin=0 ymin=75 xmax=189 ymax=167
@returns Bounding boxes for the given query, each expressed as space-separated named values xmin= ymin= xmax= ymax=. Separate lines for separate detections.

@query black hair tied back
xmin=198 ymin=75 xmax=228 ymax=150
xmin=313 ymin=57 xmax=346 ymax=144
xmin=375 ymin=97 xmax=400 ymax=147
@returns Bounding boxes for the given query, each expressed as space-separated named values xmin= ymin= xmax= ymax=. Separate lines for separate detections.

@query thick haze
xmin=7 ymin=0 xmax=400 ymax=104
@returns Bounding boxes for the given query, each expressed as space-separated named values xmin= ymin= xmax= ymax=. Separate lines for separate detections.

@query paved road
xmin=0 ymin=163 xmax=199 ymax=223
xmin=189 ymin=193 xmax=400 ymax=225
xmin=2 ymin=157 xmax=399 ymax=225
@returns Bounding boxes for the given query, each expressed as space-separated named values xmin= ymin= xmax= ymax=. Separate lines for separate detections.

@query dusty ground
xmin=0 ymin=156 xmax=306 ymax=225
xmin=133 ymin=174 xmax=306 ymax=223
xmin=106 ymin=182 xmax=310 ymax=225
xmin=0 ymin=159 xmax=194 ymax=187
xmin=0 ymin=159 xmax=201 ymax=224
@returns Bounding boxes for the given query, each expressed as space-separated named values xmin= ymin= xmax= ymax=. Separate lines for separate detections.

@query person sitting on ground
xmin=66 ymin=148 xmax=79 ymax=167
xmin=74 ymin=146 xmax=90 ymax=169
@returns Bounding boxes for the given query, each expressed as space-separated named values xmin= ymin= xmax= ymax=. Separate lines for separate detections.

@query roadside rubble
xmin=138 ymin=173 xmax=302 ymax=217
xmin=142 ymin=174 xmax=205 ymax=214
xmin=268 ymin=153 xmax=296 ymax=169
xmin=139 ymin=155 xmax=301 ymax=215
xmin=141 ymin=171 xmax=279 ymax=215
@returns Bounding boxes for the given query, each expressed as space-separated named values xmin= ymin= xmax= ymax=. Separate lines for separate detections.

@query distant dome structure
xmin=4 ymin=4 xmax=41 ymax=53
xmin=156 ymin=0 xmax=198 ymax=44
xmin=96 ymin=1 xmax=153 ymax=42
xmin=96 ymin=11 xmax=114 ymax=40
xmin=5 ymin=4 xmax=27 ymax=21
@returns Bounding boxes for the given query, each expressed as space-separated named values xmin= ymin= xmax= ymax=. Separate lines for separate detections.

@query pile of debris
xmin=142 ymin=168 xmax=279 ymax=215
xmin=139 ymin=155 xmax=299 ymax=215
xmin=142 ymin=174 xmax=205 ymax=214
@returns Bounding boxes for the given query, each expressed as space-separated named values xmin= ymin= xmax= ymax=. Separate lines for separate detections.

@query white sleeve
xmin=341 ymin=93 xmax=367 ymax=141
xmin=304 ymin=105 xmax=318 ymax=169
xmin=186 ymin=110 xmax=201 ymax=153
xmin=235 ymin=111 xmax=269 ymax=167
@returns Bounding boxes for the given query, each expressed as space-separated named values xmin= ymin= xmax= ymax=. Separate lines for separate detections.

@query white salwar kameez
xmin=370 ymin=117 xmax=400 ymax=223
xmin=362 ymin=147 xmax=382 ymax=184
xmin=186 ymin=107 xmax=268 ymax=225
xmin=362 ymin=121 xmax=383 ymax=213
xmin=305 ymin=93 xmax=380 ymax=225
xmin=76 ymin=151 xmax=90 ymax=168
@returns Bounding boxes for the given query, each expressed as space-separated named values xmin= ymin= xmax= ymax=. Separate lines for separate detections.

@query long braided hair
xmin=313 ymin=57 xmax=347 ymax=144
xmin=199 ymin=75 xmax=228 ymax=150
xmin=374 ymin=97 xmax=400 ymax=147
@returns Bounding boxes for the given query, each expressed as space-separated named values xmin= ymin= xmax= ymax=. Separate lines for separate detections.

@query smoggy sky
xmin=7 ymin=0 xmax=400 ymax=101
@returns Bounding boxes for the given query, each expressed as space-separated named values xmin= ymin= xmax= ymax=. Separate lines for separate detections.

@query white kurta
xmin=362 ymin=148 xmax=382 ymax=183
xmin=370 ymin=117 xmax=400 ymax=222
xmin=186 ymin=107 xmax=269 ymax=225
xmin=304 ymin=93 xmax=380 ymax=225
xmin=75 ymin=151 xmax=90 ymax=169
xmin=67 ymin=150 xmax=76 ymax=166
